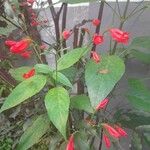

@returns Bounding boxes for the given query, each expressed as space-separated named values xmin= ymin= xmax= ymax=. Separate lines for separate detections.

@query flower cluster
xmin=102 ymin=123 xmax=127 ymax=149
xmin=109 ymin=28 xmax=129 ymax=44
xmin=5 ymin=38 xmax=32 ymax=59
xmin=27 ymin=8 xmax=49 ymax=27
xmin=62 ymin=19 xmax=129 ymax=55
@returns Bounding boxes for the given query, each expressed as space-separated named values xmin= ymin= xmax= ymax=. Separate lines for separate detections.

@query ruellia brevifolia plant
xmin=0 ymin=0 xmax=150 ymax=149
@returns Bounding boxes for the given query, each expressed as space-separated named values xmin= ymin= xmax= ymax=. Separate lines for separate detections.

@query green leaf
xmin=9 ymin=67 xmax=32 ymax=82
xmin=85 ymin=55 xmax=125 ymax=108
xmin=60 ymin=0 xmax=96 ymax=4
xmin=0 ymin=75 xmax=47 ymax=113
xmin=130 ymin=36 xmax=150 ymax=50
xmin=74 ymin=132 xmax=90 ymax=150
xmin=49 ymin=134 xmax=64 ymax=150
xmin=136 ymin=125 xmax=150 ymax=133
xmin=70 ymin=95 xmax=93 ymax=113
xmin=114 ymin=109 xmax=150 ymax=129
xmin=17 ymin=114 xmax=49 ymax=150
xmin=52 ymin=72 xmax=72 ymax=88
xmin=127 ymin=78 xmax=150 ymax=112
xmin=34 ymin=64 xmax=53 ymax=74
xmin=135 ymin=125 xmax=150 ymax=147
xmin=131 ymin=49 xmax=150 ymax=64
xmin=0 ymin=17 xmax=16 ymax=36
xmin=57 ymin=47 xmax=90 ymax=71
xmin=61 ymin=67 xmax=77 ymax=83
xmin=143 ymin=132 xmax=150 ymax=147
xmin=131 ymin=132 xmax=142 ymax=150
xmin=11 ymin=0 xmax=20 ymax=10
xmin=44 ymin=87 xmax=70 ymax=139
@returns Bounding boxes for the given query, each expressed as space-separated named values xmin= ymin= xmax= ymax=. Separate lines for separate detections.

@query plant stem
xmin=47 ymin=0 xmax=57 ymax=19
xmin=62 ymin=3 xmax=68 ymax=50
xmin=125 ymin=0 xmax=144 ymax=20
xmin=109 ymin=3 xmax=116 ymax=54
xmin=116 ymin=0 xmax=121 ymax=17
xmin=33 ymin=45 xmax=43 ymax=63
xmin=98 ymin=129 xmax=103 ymax=150
xmin=104 ymin=1 xmax=120 ymax=18
xmin=73 ymin=28 xmax=79 ymax=48
xmin=78 ymin=28 xmax=86 ymax=47
xmin=73 ymin=19 xmax=92 ymax=30
xmin=0 ymin=69 xmax=17 ymax=87
xmin=92 ymin=0 xmax=105 ymax=51
xmin=47 ymin=0 xmax=61 ymax=48
xmin=125 ymin=6 xmax=147 ymax=21
xmin=54 ymin=52 xmax=58 ymax=86
xmin=1 ymin=15 xmax=21 ymax=29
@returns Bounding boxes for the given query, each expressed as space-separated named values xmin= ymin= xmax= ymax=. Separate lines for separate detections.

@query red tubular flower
xmin=102 ymin=123 xmax=120 ymax=138
xmin=66 ymin=134 xmax=74 ymax=150
xmin=20 ymin=51 xmax=32 ymax=59
xmin=96 ymin=98 xmax=109 ymax=110
xmin=109 ymin=28 xmax=129 ymax=44
xmin=92 ymin=19 xmax=100 ymax=26
xmin=114 ymin=125 xmax=127 ymax=137
xmin=10 ymin=38 xmax=32 ymax=54
xmin=91 ymin=51 xmax=100 ymax=63
xmin=92 ymin=34 xmax=104 ymax=45
xmin=23 ymin=68 xmax=35 ymax=79
xmin=103 ymin=134 xmax=111 ymax=149
xmin=62 ymin=30 xmax=71 ymax=40
xmin=5 ymin=40 xmax=17 ymax=47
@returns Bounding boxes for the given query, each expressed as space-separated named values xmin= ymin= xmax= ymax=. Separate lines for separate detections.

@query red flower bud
xmin=114 ymin=125 xmax=127 ymax=137
xmin=92 ymin=19 xmax=100 ymax=26
xmin=102 ymin=123 xmax=120 ymax=138
xmin=66 ymin=134 xmax=74 ymax=150
xmin=103 ymin=134 xmax=111 ymax=149
xmin=92 ymin=34 xmax=104 ymax=45
xmin=91 ymin=51 xmax=100 ymax=63
xmin=109 ymin=28 xmax=129 ymax=44
xmin=23 ymin=68 xmax=35 ymax=79
xmin=96 ymin=98 xmax=109 ymax=110
xmin=5 ymin=40 xmax=17 ymax=47
xmin=62 ymin=30 xmax=71 ymax=40
xmin=20 ymin=51 xmax=32 ymax=59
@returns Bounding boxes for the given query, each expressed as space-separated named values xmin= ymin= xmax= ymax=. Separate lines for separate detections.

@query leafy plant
xmin=0 ymin=0 xmax=150 ymax=150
